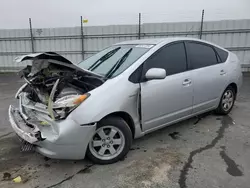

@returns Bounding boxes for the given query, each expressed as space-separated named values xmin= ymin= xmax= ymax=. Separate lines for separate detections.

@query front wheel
xmin=86 ymin=117 xmax=132 ymax=164
xmin=215 ymin=86 xmax=236 ymax=115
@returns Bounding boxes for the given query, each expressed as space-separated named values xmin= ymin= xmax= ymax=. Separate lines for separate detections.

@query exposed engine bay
xmin=16 ymin=52 xmax=105 ymax=120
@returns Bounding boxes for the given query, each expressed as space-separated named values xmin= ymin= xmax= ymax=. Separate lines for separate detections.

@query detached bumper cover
xmin=9 ymin=105 xmax=40 ymax=143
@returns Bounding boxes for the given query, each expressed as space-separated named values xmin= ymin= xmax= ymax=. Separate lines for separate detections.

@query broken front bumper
xmin=9 ymin=105 xmax=42 ymax=143
xmin=9 ymin=105 xmax=97 ymax=160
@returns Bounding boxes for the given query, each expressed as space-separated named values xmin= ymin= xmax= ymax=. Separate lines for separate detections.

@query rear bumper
xmin=9 ymin=105 xmax=97 ymax=160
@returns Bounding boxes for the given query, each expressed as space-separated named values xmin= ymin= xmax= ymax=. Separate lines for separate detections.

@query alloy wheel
xmin=222 ymin=90 xmax=234 ymax=111
xmin=89 ymin=126 xmax=125 ymax=160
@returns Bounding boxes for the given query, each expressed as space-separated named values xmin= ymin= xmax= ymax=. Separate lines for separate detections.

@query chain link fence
xmin=0 ymin=10 xmax=250 ymax=72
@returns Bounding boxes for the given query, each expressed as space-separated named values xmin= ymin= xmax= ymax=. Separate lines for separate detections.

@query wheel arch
xmin=101 ymin=111 xmax=135 ymax=139
xmin=227 ymin=82 xmax=238 ymax=94
xmin=215 ymin=82 xmax=237 ymax=115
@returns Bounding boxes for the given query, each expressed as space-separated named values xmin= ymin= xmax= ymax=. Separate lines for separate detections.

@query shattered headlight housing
xmin=54 ymin=94 xmax=90 ymax=109
xmin=49 ymin=93 xmax=90 ymax=120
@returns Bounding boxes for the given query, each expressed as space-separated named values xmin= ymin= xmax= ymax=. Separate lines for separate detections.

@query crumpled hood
xmin=15 ymin=52 xmax=102 ymax=78
xmin=14 ymin=52 xmax=105 ymax=121
xmin=15 ymin=52 xmax=72 ymax=64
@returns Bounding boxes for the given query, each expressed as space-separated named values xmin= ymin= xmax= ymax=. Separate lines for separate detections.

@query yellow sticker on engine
xmin=41 ymin=121 xmax=49 ymax=126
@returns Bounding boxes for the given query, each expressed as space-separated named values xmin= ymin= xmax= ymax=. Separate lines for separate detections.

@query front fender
xmin=68 ymin=83 xmax=140 ymax=126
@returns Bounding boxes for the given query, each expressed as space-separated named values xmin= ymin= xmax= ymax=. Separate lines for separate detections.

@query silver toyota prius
xmin=9 ymin=37 xmax=242 ymax=164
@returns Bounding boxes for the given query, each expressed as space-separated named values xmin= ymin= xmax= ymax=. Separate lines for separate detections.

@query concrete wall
xmin=0 ymin=19 xmax=250 ymax=72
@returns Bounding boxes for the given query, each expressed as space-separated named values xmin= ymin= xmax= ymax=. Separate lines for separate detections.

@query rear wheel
xmin=215 ymin=86 xmax=236 ymax=115
xmin=87 ymin=116 xmax=132 ymax=164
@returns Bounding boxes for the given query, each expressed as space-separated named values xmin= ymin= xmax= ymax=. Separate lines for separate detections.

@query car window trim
xmin=183 ymin=42 xmax=189 ymax=70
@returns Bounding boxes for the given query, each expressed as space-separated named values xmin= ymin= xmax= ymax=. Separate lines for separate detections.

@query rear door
xmin=140 ymin=42 xmax=193 ymax=132
xmin=185 ymin=41 xmax=227 ymax=114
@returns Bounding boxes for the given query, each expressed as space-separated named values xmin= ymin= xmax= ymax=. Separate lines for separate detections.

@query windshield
xmin=77 ymin=44 xmax=153 ymax=78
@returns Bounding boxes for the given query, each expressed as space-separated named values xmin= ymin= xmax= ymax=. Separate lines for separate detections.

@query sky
xmin=0 ymin=0 xmax=249 ymax=29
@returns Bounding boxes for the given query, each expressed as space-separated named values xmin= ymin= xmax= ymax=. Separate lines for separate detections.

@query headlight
xmin=50 ymin=93 xmax=90 ymax=120
xmin=53 ymin=93 xmax=90 ymax=109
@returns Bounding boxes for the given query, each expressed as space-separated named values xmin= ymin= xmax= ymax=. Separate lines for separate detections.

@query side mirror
xmin=145 ymin=68 xmax=166 ymax=80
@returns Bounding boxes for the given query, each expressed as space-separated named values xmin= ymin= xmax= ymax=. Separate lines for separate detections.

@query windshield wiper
xmin=88 ymin=47 xmax=121 ymax=71
xmin=105 ymin=48 xmax=133 ymax=78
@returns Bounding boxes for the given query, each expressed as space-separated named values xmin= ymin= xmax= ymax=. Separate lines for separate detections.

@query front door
xmin=140 ymin=42 xmax=193 ymax=132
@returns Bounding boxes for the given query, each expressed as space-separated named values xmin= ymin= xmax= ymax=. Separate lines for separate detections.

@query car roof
xmin=115 ymin=37 xmax=220 ymax=46
xmin=115 ymin=38 xmax=168 ymax=45
xmin=115 ymin=37 xmax=228 ymax=52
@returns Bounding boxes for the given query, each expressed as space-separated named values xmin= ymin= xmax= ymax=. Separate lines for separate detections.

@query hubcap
xmin=89 ymin=126 xmax=125 ymax=160
xmin=222 ymin=90 xmax=234 ymax=111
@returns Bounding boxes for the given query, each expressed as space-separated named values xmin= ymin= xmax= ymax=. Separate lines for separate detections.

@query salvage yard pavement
xmin=1 ymin=73 xmax=250 ymax=188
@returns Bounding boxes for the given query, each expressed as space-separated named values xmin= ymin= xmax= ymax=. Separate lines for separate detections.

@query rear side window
xmin=186 ymin=42 xmax=218 ymax=69
xmin=214 ymin=47 xmax=229 ymax=63
xmin=143 ymin=42 xmax=187 ymax=76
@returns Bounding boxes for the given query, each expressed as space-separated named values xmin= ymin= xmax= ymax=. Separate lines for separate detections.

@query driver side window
xmin=129 ymin=42 xmax=188 ymax=83
xmin=142 ymin=42 xmax=187 ymax=77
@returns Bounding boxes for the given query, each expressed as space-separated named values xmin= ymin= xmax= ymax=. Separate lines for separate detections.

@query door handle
xmin=183 ymin=79 xmax=191 ymax=86
xmin=220 ymin=70 xmax=226 ymax=75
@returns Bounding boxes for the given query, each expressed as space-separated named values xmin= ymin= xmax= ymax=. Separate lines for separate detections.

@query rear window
xmin=186 ymin=42 xmax=218 ymax=69
xmin=214 ymin=47 xmax=229 ymax=63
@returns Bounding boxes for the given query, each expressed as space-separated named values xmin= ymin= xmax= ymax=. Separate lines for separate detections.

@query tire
xmin=86 ymin=116 xmax=132 ymax=164
xmin=215 ymin=86 xmax=236 ymax=115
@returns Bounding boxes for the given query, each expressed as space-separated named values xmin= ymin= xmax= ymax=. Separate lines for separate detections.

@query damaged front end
xmin=9 ymin=52 xmax=102 ymax=158
xmin=15 ymin=52 xmax=104 ymax=120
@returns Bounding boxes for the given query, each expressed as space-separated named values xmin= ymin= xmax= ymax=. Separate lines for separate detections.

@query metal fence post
xmin=138 ymin=13 xmax=141 ymax=40
xmin=199 ymin=9 xmax=205 ymax=39
xmin=80 ymin=16 xmax=85 ymax=60
xmin=29 ymin=18 xmax=35 ymax=53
